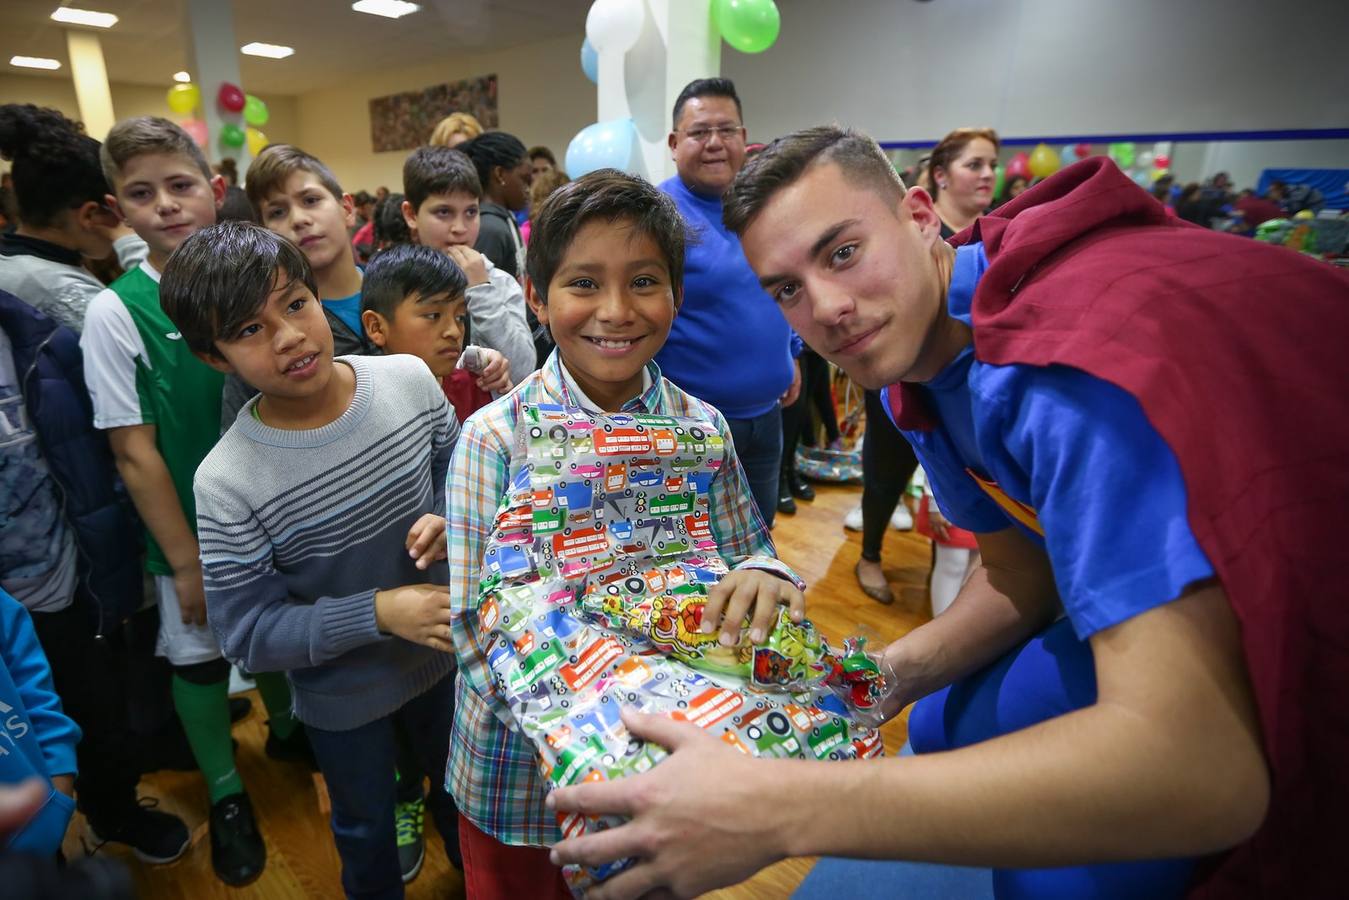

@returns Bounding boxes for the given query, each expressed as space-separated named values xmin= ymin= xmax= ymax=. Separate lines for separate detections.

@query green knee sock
xmin=171 ymin=674 xmax=244 ymax=804
xmin=253 ymin=671 xmax=297 ymax=740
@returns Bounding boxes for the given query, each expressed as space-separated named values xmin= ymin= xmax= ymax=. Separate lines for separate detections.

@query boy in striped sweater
xmin=160 ymin=221 xmax=462 ymax=898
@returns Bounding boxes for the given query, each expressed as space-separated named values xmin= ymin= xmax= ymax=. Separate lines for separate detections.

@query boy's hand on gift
xmin=446 ymin=245 xmax=490 ymax=286
xmin=374 ymin=584 xmax=453 ymax=651
xmin=406 ymin=514 xmax=448 ymax=570
xmin=173 ymin=562 xmax=208 ymax=626
xmin=702 ymin=569 xmax=805 ymax=646
xmin=475 ymin=348 xmax=512 ymax=393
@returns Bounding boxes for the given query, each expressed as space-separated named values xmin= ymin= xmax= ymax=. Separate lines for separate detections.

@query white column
xmin=183 ymin=0 xmax=247 ymax=167
xmin=65 ymin=31 xmax=115 ymax=140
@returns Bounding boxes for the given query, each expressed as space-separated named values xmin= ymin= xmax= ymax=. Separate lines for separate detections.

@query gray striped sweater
xmin=193 ymin=354 xmax=459 ymax=730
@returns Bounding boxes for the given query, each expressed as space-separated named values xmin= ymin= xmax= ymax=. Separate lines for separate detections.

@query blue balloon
xmin=1131 ymin=169 xmax=1151 ymax=188
xmin=581 ymin=38 xmax=599 ymax=83
xmin=565 ymin=118 xmax=637 ymax=177
xmin=1059 ymin=145 xmax=1081 ymax=168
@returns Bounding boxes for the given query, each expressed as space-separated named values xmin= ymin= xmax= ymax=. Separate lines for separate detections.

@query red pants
xmin=458 ymin=812 xmax=572 ymax=900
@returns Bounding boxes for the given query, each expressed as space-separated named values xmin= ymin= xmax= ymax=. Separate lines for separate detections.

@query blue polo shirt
xmin=888 ymin=243 xmax=1214 ymax=639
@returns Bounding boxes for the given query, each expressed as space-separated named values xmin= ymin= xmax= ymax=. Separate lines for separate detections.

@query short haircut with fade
xmin=672 ymin=77 xmax=742 ymax=129
xmin=160 ymin=221 xmax=317 ymax=357
xmin=403 ymin=146 xmax=481 ymax=211
xmin=245 ymin=143 xmax=345 ymax=215
xmin=723 ymin=125 xmax=903 ymax=237
xmin=101 ymin=116 xmax=211 ymax=188
xmin=525 ymin=169 xmax=685 ymax=305
xmin=360 ymin=242 xmax=467 ymax=320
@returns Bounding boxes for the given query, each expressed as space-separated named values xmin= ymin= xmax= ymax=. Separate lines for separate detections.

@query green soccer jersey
xmin=81 ymin=262 xmax=224 ymax=575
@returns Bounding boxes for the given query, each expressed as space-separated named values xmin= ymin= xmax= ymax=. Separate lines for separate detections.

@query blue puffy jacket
xmin=0 ymin=291 xmax=144 ymax=635
xmin=0 ymin=588 xmax=80 ymax=855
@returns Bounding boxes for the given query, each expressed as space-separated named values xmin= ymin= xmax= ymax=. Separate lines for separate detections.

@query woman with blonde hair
xmin=428 ymin=111 xmax=482 ymax=148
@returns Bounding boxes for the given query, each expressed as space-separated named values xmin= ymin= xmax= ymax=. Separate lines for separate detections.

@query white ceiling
xmin=3 ymin=0 xmax=594 ymax=95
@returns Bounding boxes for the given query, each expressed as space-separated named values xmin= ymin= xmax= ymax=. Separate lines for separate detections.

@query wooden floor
xmin=68 ymin=481 xmax=936 ymax=898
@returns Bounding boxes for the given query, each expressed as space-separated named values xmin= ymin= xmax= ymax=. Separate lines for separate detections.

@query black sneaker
xmin=787 ymin=472 xmax=815 ymax=501
xmin=777 ymin=481 xmax=797 ymax=516
xmin=87 ymin=799 xmax=191 ymax=864
xmin=209 ymin=793 xmax=266 ymax=887
xmin=395 ymin=795 xmax=426 ymax=883
xmin=264 ymin=722 xmax=318 ymax=769
xmin=229 ymin=696 xmax=253 ymax=723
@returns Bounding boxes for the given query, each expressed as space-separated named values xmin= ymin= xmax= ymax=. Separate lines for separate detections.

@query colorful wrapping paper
xmin=477 ymin=404 xmax=890 ymax=892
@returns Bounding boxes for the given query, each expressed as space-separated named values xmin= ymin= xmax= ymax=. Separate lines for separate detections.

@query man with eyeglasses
xmin=655 ymin=78 xmax=802 ymax=529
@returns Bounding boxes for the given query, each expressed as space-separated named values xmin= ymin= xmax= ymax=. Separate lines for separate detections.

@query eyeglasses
xmin=678 ymin=125 xmax=745 ymax=144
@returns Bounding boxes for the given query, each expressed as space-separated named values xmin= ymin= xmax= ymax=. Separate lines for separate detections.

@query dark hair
xmin=245 ymin=144 xmax=344 ymax=215
xmin=926 ymin=127 xmax=1000 ymax=200
xmin=526 ymin=169 xmax=685 ymax=305
xmin=217 ymin=185 xmax=258 ymax=223
xmin=101 ymin=116 xmax=211 ymax=187
xmin=159 ymin=221 xmax=316 ymax=356
xmin=361 ymin=243 xmax=467 ymax=320
xmin=0 ymin=104 xmax=110 ymax=228
xmin=374 ymin=192 xmax=411 ymax=246
xmin=216 ymin=158 xmax=239 ymax=186
xmin=353 ymin=190 xmax=374 ymax=207
xmin=402 ymin=145 xmax=481 ymax=210
xmin=528 ymin=146 xmax=556 ymax=167
xmin=723 ymin=125 xmax=903 ymax=236
xmin=459 ymin=132 xmax=528 ymax=192
xmin=672 ymin=78 xmax=742 ymax=129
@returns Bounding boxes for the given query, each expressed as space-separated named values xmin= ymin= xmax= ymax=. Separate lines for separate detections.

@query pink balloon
xmin=217 ymin=82 xmax=245 ymax=113
xmin=1154 ymin=154 xmax=1171 ymax=169
xmin=180 ymin=118 xmax=209 ymax=147
xmin=1005 ymin=151 xmax=1032 ymax=181
xmin=1075 ymin=143 xmax=1092 ymax=158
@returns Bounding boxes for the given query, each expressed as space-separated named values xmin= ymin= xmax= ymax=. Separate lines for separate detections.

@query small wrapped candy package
xmin=476 ymin=404 xmax=894 ymax=893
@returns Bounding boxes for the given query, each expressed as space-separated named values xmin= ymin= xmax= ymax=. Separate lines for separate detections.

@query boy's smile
xmin=528 ymin=219 xmax=678 ymax=412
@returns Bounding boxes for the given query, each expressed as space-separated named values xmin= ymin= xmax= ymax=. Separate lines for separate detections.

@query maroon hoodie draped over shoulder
xmin=894 ymin=157 xmax=1349 ymax=896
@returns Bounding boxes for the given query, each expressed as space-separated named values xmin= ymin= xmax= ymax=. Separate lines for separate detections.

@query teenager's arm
xmin=879 ymin=525 xmax=1059 ymax=712
xmin=466 ymin=272 xmax=535 ymax=388
xmin=107 ymin=424 xmax=205 ymax=624
xmin=549 ymin=582 xmax=1269 ymax=899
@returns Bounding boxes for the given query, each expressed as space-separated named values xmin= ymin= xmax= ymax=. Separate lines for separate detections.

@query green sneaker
xmin=395 ymin=795 xmax=425 ymax=883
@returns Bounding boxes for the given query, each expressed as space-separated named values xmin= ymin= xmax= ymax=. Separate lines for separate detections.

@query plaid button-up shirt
xmin=444 ymin=351 xmax=804 ymax=846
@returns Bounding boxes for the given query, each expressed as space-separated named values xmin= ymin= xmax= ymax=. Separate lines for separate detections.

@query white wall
xmin=722 ymin=0 xmax=1349 ymax=143
xmin=295 ymin=34 xmax=595 ymax=194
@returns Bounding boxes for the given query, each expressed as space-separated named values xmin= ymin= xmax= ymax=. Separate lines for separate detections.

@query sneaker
xmin=776 ymin=482 xmax=797 ymax=516
xmin=209 ymin=793 xmax=266 ymax=887
xmin=843 ymin=504 xmax=864 ymax=531
xmin=787 ymin=472 xmax=815 ymax=501
xmin=396 ymin=795 xmax=426 ymax=883
xmin=87 ymin=798 xmax=191 ymax=864
xmin=264 ymin=722 xmax=317 ymax=769
xmin=890 ymin=504 xmax=914 ymax=531
xmin=229 ymin=696 xmax=253 ymax=723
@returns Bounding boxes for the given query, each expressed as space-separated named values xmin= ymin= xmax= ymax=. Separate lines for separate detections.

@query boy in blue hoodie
xmin=0 ymin=587 xmax=79 ymax=857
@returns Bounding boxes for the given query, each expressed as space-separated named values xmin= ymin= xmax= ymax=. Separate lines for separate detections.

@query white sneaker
xmin=890 ymin=505 xmax=914 ymax=531
xmin=843 ymin=505 xmax=864 ymax=531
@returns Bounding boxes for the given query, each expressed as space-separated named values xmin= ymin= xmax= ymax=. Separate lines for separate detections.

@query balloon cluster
xmin=1000 ymin=141 xmax=1172 ymax=193
xmin=164 ymin=79 xmax=269 ymax=156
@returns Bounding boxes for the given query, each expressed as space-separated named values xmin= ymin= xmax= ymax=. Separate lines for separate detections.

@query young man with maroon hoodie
xmin=545 ymin=127 xmax=1349 ymax=900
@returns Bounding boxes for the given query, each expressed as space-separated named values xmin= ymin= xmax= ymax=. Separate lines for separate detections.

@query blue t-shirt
xmin=323 ymin=291 xmax=363 ymax=340
xmin=892 ymin=243 xmax=1214 ymax=639
xmin=654 ymin=176 xmax=796 ymax=419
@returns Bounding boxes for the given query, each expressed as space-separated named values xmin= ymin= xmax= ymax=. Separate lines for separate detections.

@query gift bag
xmin=476 ymin=404 xmax=891 ymax=893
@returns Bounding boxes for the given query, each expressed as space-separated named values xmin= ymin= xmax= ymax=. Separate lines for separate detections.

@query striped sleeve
xmin=195 ymin=474 xmax=385 ymax=673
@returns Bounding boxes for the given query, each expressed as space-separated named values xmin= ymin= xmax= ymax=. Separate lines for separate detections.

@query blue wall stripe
xmin=879 ymin=128 xmax=1349 ymax=151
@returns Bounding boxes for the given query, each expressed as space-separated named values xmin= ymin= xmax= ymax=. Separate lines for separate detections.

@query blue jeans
xmin=305 ymin=674 xmax=460 ymax=900
xmin=726 ymin=405 xmax=784 ymax=529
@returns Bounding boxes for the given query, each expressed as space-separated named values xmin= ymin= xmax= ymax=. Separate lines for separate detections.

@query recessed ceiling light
xmin=10 ymin=56 xmax=62 ymax=70
xmin=50 ymin=7 xmax=119 ymax=28
xmin=240 ymin=42 xmax=294 ymax=59
xmin=173 ymin=71 xmax=191 ymax=82
xmin=352 ymin=0 xmax=420 ymax=18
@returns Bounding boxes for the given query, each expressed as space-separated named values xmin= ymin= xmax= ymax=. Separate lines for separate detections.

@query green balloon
xmin=717 ymin=0 xmax=781 ymax=54
xmin=243 ymin=94 xmax=269 ymax=127
xmin=220 ymin=122 xmax=246 ymax=148
xmin=993 ymin=166 xmax=1005 ymax=200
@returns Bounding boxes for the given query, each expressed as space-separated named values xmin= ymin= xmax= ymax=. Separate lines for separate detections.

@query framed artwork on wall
xmin=369 ymin=73 xmax=498 ymax=152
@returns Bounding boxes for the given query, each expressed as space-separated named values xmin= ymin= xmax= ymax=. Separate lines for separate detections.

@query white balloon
xmin=1137 ymin=150 xmax=1155 ymax=169
xmin=586 ymin=0 xmax=646 ymax=53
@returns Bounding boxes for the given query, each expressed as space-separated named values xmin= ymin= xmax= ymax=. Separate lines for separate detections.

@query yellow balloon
xmin=246 ymin=127 xmax=268 ymax=157
xmin=166 ymin=83 xmax=200 ymax=115
xmin=1028 ymin=143 xmax=1060 ymax=179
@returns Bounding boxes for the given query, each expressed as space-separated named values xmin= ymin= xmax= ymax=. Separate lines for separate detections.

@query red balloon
xmin=1005 ymin=151 xmax=1032 ymax=181
xmin=1154 ymin=154 xmax=1171 ymax=169
xmin=217 ymin=82 xmax=245 ymax=113
xmin=1075 ymin=143 xmax=1092 ymax=158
